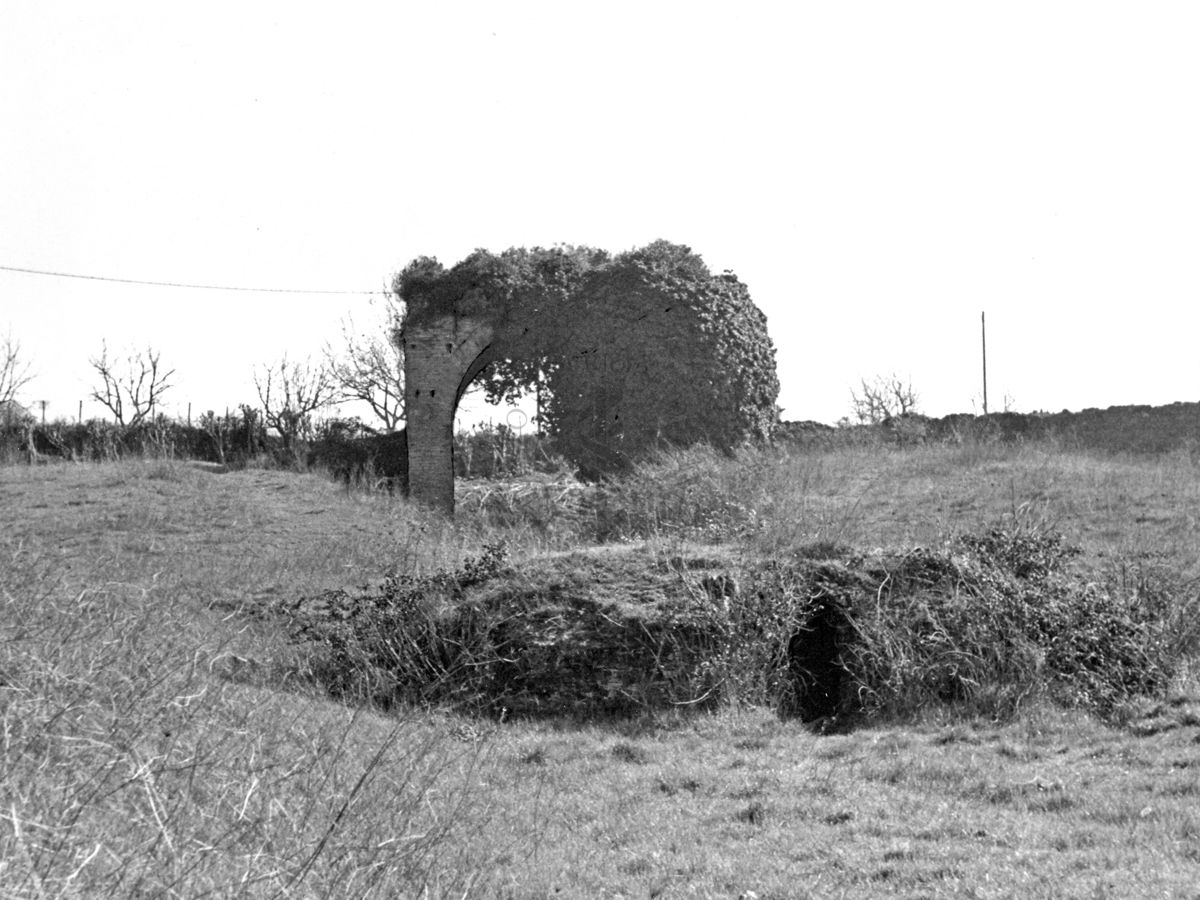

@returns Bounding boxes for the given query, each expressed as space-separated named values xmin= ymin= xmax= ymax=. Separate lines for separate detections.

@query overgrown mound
xmin=290 ymin=544 xmax=745 ymax=717
xmin=288 ymin=528 xmax=1197 ymax=723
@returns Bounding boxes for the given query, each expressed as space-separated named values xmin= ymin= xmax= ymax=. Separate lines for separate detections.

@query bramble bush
xmin=826 ymin=525 xmax=1198 ymax=719
xmin=288 ymin=542 xmax=514 ymax=709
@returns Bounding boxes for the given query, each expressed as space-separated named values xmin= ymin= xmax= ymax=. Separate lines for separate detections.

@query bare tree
xmin=89 ymin=342 xmax=175 ymax=427
xmin=1 ymin=328 xmax=34 ymax=415
xmin=849 ymin=373 xmax=920 ymax=424
xmin=254 ymin=354 xmax=337 ymax=450
xmin=971 ymin=391 xmax=1018 ymax=415
xmin=324 ymin=295 xmax=405 ymax=432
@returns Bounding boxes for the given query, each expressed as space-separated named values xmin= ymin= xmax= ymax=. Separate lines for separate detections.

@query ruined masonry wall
xmin=403 ymin=315 xmax=495 ymax=513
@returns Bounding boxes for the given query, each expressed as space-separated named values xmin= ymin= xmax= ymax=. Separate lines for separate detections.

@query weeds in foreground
xmin=0 ymin=543 xmax=505 ymax=897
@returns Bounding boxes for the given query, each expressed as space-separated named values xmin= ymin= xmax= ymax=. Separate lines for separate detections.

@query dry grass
xmin=602 ymin=441 xmax=1200 ymax=569
xmin=475 ymin=705 xmax=1200 ymax=898
xmin=0 ymin=461 xmax=522 ymax=897
xmin=2 ymin=444 xmax=1200 ymax=897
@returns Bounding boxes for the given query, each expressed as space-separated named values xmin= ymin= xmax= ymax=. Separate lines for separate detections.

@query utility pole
xmin=981 ymin=311 xmax=989 ymax=416
xmin=39 ymin=400 xmax=47 ymax=424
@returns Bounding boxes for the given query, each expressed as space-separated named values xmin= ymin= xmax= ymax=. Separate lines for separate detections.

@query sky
xmin=2 ymin=2 xmax=1198 ymax=429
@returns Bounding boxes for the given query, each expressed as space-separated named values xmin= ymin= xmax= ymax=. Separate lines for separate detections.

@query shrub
xmin=307 ymin=428 xmax=410 ymax=493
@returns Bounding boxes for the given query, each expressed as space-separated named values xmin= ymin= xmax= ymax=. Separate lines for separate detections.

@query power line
xmin=0 ymin=263 xmax=381 ymax=295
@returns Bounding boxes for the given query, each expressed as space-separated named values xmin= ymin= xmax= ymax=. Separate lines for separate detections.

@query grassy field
xmin=3 ymin=442 xmax=1200 ymax=898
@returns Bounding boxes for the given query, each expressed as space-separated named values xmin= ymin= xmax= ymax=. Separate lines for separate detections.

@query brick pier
xmin=403 ymin=315 xmax=497 ymax=513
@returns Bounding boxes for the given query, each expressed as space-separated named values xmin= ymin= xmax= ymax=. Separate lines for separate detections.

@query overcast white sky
xmin=2 ymin=2 xmax=1198 ymax=428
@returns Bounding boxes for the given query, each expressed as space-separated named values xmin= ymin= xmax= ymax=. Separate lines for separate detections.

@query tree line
xmin=0 ymin=295 xmax=404 ymax=444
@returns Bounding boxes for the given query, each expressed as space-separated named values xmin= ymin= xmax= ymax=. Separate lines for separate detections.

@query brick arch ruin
xmin=396 ymin=242 xmax=781 ymax=516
